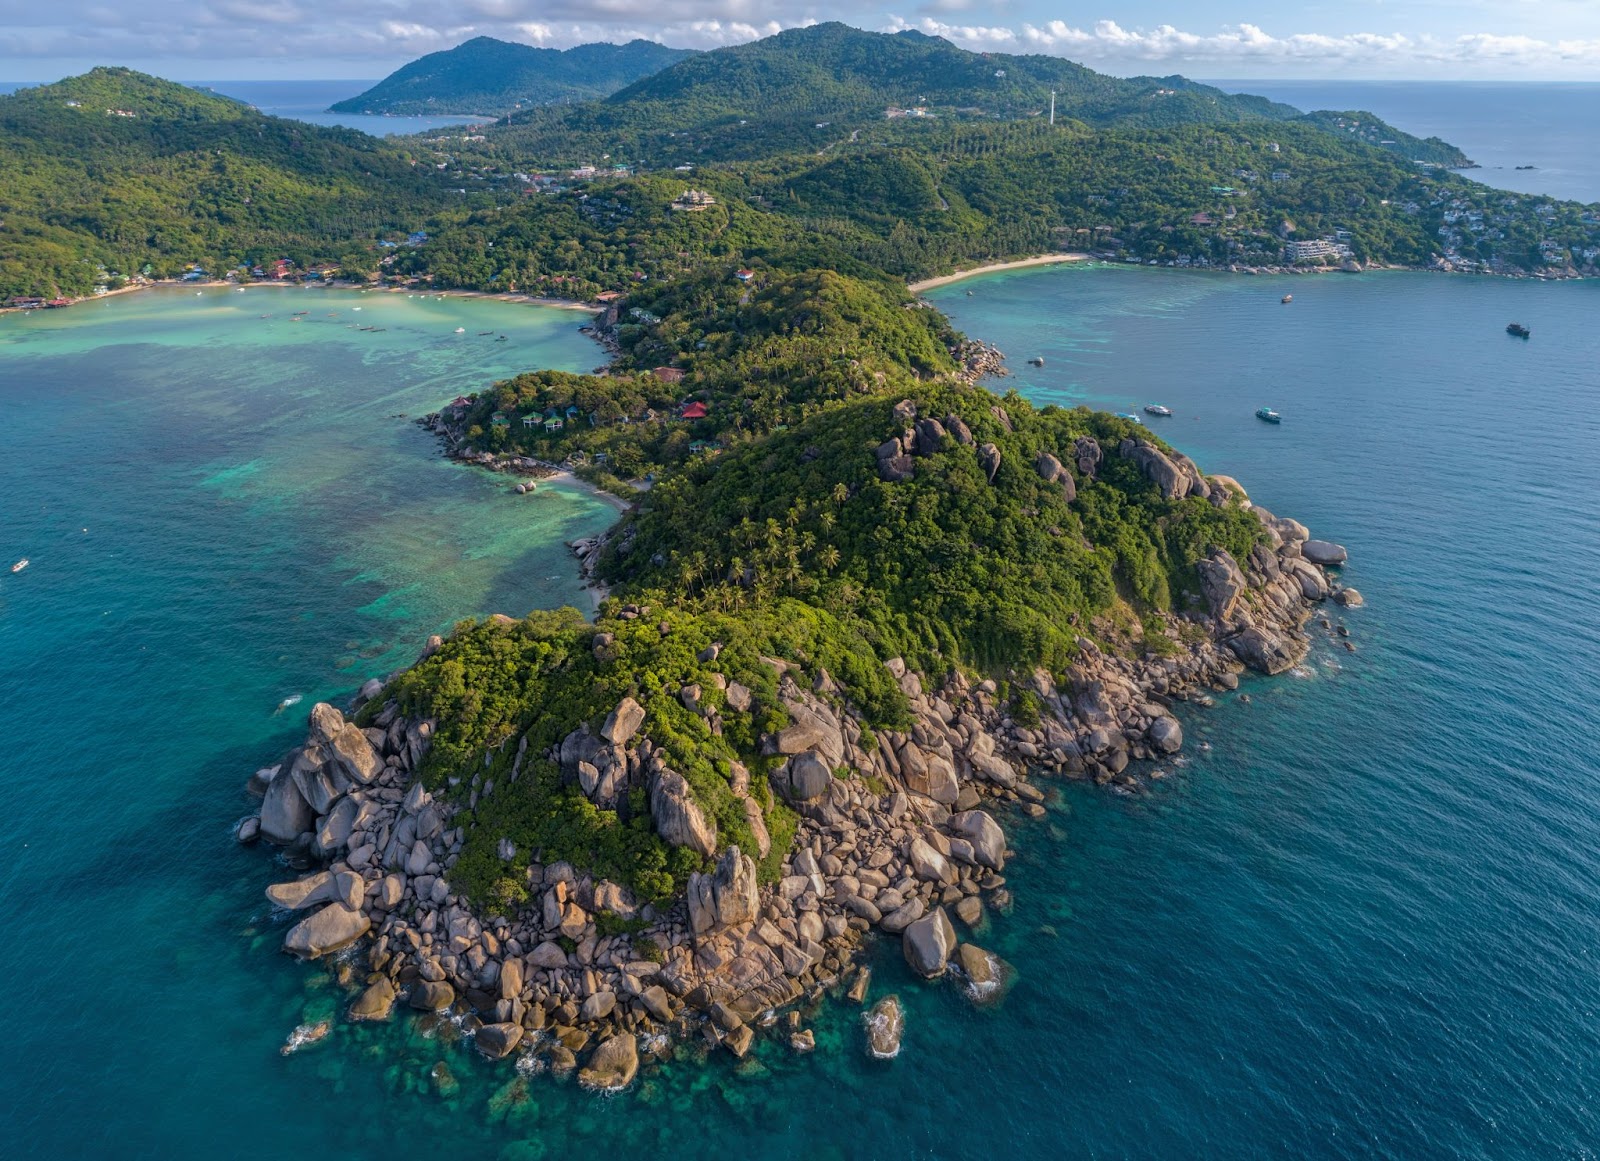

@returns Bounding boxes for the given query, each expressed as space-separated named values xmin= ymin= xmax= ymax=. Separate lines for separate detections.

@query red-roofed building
xmin=680 ymin=401 xmax=709 ymax=420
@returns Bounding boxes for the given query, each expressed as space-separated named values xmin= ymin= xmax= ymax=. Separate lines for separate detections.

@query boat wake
xmin=273 ymin=693 xmax=304 ymax=715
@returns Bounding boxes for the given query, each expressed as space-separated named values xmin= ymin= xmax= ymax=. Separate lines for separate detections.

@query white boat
xmin=10 ymin=558 xmax=28 ymax=573
xmin=1144 ymin=404 xmax=1172 ymax=417
xmin=1116 ymin=412 xmax=1143 ymax=424
xmin=454 ymin=327 xmax=465 ymax=333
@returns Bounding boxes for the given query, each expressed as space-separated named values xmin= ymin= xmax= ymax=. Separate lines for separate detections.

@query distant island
xmin=329 ymin=38 xmax=696 ymax=117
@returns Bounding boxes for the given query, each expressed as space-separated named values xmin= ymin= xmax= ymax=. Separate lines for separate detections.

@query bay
xmin=4 ymin=266 xmax=1600 ymax=1159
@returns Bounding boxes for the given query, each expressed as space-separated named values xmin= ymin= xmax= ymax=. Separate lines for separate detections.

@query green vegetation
xmin=0 ymin=69 xmax=451 ymax=297
xmin=331 ymin=38 xmax=696 ymax=117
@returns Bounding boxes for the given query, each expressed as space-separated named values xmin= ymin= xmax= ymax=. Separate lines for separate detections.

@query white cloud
xmin=2 ymin=3 xmax=1599 ymax=78
xmin=887 ymin=16 xmax=1600 ymax=74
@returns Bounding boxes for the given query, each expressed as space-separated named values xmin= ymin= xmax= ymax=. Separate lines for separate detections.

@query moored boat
xmin=1116 ymin=412 xmax=1143 ymax=424
xmin=1506 ymin=323 xmax=1530 ymax=339
xmin=11 ymin=558 xmax=28 ymax=573
xmin=1256 ymin=407 xmax=1282 ymax=424
xmin=1143 ymin=404 xmax=1172 ymax=417
xmin=1281 ymin=294 xmax=1293 ymax=304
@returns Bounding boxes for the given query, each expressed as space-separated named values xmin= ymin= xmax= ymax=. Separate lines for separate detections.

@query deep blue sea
xmin=4 ymin=267 xmax=1600 ymax=1157
xmin=1207 ymin=80 xmax=1600 ymax=204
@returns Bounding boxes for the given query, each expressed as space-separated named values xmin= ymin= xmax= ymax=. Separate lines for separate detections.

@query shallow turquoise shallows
xmin=4 ymin=269 xmax=1600 ymax=1159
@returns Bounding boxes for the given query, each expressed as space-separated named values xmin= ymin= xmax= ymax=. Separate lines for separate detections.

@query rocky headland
xmin=239 ymin=424 xmax=1356 ymax=1083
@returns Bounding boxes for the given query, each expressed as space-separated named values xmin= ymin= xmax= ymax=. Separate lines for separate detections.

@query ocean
xmin=4 ymin=267 xmax=1599 ymax=1157
xmin=1206 ymin=79 xmax=1600 ymax=205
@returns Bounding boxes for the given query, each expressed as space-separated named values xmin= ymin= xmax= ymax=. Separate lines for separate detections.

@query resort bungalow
xmin=522 ymin=415 xmax=538 ymax=428
xmin=653 ymin=367 xmax=686 ymax=384
xmin=565 ymin=405 xmax=582 ymax=422
xmin=680 ymin=401 xmax=709 ymax=420
xmin=734 ymin=269 xmax=756 ymax=283
xmin=544 ymin=416 xmax=564 ymax=433
xmin=490 ymin=411 xmax=509 ymax=428
xmin=447 ymin=395 xmax=472 ymax=419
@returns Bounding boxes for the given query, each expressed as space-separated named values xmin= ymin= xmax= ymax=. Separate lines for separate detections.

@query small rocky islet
xmin=238 ymin=415 xmax=1354 ymax=1089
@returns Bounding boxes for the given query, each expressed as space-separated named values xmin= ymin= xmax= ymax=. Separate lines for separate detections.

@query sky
xmin=2 ymin=1 xmax=1599 ymax=82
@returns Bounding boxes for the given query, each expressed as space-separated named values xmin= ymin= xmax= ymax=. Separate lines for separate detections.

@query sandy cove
xmin=908 ymin=253 xmax=1091 ymax=293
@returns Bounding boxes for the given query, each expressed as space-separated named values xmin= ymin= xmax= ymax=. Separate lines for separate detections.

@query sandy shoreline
xmin=908 ymin=253 xmax=1091 ymax=293
xmin=2 ymin=279 xmax=601 ymax=315
xmin=539 ymin=468 xmax=633 ymax=514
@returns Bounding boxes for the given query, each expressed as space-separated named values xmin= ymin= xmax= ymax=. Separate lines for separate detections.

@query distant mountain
xmin=486 ymin=24 xmax=1472 ymax=169
xmin=329 ymin=38 xmax=696 ymax=116
xmin=485 ymin=23 xmax=1304 ymax=164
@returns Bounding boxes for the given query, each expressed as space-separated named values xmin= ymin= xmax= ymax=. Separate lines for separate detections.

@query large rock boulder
xmin=949 ymin=810 xmax=1006 ymax=871
xmin=601 ymin=697 xmax=646 ymax=745
xmin=977 ymin=442 xmax=1002 ymax=483
xmin=265 ymin=872 xmax=333 ymax=910
xmin=907 ymin=836 xmax=952 ymax=883
xmin=409 ymin=980 xmax=455 ymax=1011
xmin=1195 ymin=550 xmax=1248 ymax=622
xmin=1302 ymin=539 xmax=1348 ymax=566
xmin=1148 ymin=715 xmax=1184 ymax=754
xmin=283 ymin=903 xmax=370 ymax=959
xmin=1227 ymin=626 xmax=1305 ymax=675
xmin=580 ymin=1034 xmax=639 ymax=1091
xmin=777 ymin=751 xmax=832 ymax=803
xmin=475 ymin=1022 xmax=523 ymax=1060
xmin=324 ymin=721 xmax=381 ymax=786
xmin=1119 ymin=438 xmax=1191 ymax=500
xmin=1034 ymin=451 xmax=1077 ymax=503
xmin=649 ymin=768 xmax=717 ymax=857
xmin=687 ymin=846 xmax=760 ymax=935
xmin=912 ymin=417 xmax=947 ymax=456
xmin=259 ymin=764 xmax=317 ymax=844
xmin=314 ymin=795 xmax=360 ymax=855
xmin=902 ymin=907 xmax=957 ymax=978
xmin=865 ymin=995 xmax=904 ymax=1059
xmin=944 ymin=414 xmax=974 ymax=445
xmin=348 ymin=977 xmax=396 ymax=1022
xmin=1074 ymin=436 xmax=1102 ymax=479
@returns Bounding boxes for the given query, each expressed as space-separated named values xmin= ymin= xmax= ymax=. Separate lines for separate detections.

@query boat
xmin=10 ymin=558 xmax=27 ymax=574
xmin=1144 ymin=404 xmax=1172 ymax=417
xmin=1256 ymin=407 xmax=1282 ymax=424
xmin=1028 ymin=356 xmax=1044 ymax=366
xmin=495 ymin=335 xmax=508 ymax=342
xmin=273 ymin=693 xmax=303 ymax=715
xmin=454 ymin=327 xmax=466 ymax=333
xmin=1506 ymin=323 xmax=1530 ymax=339
xmin=1281 ymin=294 xmax=1293 ymax=304
xmin=477 ymin=331 xmax=494 ymax=336
xmin=1115 ymin=412 xmax=1143 ymax=425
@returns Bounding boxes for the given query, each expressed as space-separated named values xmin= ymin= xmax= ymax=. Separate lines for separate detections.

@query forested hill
xmin=329 ymin=38 xmax=696 ymax=116
xmin=0 ymin=69 xmax=450 ymax=297
xmin=482 ymin=24 xmax=1469 ymax=170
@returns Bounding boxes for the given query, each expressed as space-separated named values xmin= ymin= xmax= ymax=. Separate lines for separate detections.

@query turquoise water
xmin=5 ymin=268 xmax=1600 ymax=1157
